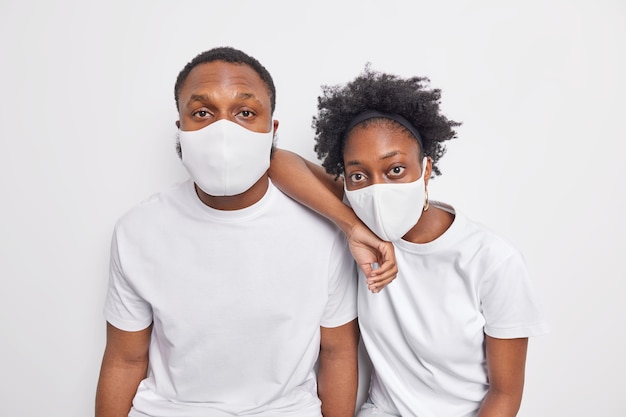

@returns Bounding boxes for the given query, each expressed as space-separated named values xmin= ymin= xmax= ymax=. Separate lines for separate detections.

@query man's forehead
xmin=186 ymin=62 xmax=261 ymax=87
xmin=180 ymin=62 xmax=267 ymax=100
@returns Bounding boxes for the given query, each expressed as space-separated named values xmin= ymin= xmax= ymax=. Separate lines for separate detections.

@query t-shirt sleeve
xmin=320 ymin=232 xmax=358 ymax=328
xmin=103 ymin=225 xmax=153 ymax=331
xmin=480 ymin=250 xmax=550 ymax=339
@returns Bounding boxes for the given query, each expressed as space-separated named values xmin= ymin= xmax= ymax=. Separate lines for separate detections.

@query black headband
xmin=345 ymin=110 xmax=423 ymax=149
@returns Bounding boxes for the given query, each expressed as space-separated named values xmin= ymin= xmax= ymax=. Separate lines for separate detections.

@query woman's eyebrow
xmin=380 ymin=150 xmax=406 ymax=160
xmin=345 ymin=150 xmax=406 ymax=167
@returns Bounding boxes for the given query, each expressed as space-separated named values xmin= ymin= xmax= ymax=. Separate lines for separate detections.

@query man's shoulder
xmin=272 ymin=185 xmax=338 ymax=230
xmin=115 ymin=180 xmax=188 ymax=229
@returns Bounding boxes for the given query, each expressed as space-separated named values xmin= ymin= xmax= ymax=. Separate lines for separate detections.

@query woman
xmin=270 ymin=67 xmax=549 ymax=417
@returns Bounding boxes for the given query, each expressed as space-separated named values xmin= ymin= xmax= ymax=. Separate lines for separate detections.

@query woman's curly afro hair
xmin=313 ymin=65 xmax=461 ymax=178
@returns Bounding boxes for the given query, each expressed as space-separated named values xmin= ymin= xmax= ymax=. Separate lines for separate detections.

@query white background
xmin=1 ymin=0 xmax=624 ymax=416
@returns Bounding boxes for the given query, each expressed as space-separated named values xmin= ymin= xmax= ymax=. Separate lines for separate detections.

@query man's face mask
xmin=178 ymin=119 xmax=274 ymax=196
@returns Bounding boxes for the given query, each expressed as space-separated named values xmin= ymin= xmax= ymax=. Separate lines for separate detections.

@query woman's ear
xmin=424 ymin=156 xmax=433 ymax=186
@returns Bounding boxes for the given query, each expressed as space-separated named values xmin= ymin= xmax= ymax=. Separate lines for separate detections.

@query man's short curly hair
xmin=313 ymin=65 xmax=460 ymax=177
xmin=174 ymin=46 xmax=276 ymax=114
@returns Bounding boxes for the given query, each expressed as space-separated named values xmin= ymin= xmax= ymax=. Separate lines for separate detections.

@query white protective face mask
xmin=178 ymin=119 xmax=274 ymax=196
xmin=344 ymin=158 xmax=428 ymax=242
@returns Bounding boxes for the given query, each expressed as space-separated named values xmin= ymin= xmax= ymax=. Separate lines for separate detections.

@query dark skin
xmin=95 ymin=323 xmax=151 ymax=417
xmin=175 ymin=61 xmax=279 ymax=211
xmin=342 ymin=124 xmax=454 ymax=244
xmin=96 ymin=61 xmax=359 ymax=417
xmin=271 ymin=122 xmax=530 ymax=416
xmin=343 ymin=124 xmax=529 ymax=417
xmin=269 ymin=150 xmax=398 ymax=293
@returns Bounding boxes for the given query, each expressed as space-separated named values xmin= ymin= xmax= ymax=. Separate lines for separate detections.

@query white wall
xmin=1 ymin=0 xmax=624 ymax=415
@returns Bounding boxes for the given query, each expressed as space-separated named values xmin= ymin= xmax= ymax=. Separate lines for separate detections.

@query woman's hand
xmin=347 ymin=222 xmax=397 ymax=293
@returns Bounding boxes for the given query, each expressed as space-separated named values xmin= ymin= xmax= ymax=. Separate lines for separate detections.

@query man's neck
xmin=194 ymin=174 xmax=269 ymax=211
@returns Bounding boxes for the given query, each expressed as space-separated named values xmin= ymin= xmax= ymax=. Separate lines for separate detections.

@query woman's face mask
xmin=344 ymin=158 xmax=428 ymax=242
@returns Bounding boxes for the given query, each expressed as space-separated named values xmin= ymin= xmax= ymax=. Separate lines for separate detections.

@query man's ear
xmin=175 ymin=120 xmax=180 ymax=129
xmin=273 ymin=119 xmax=279 ymax=134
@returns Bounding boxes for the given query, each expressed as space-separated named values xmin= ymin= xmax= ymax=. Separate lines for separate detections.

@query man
xmin=95 ymin=47 xmax=359 ymax=417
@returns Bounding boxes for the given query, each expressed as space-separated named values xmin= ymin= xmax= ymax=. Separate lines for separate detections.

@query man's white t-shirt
xmin=357 ymin=202 xmax=549 ymax=417
xmin=104 ymin=179 xmax=358 ymax=417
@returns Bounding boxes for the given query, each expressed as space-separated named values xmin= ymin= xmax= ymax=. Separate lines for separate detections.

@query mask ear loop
xmin=421 ymin=157 xmax=429 ymax=211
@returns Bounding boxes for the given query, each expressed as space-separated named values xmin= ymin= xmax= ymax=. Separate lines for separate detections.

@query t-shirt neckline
xmin=185 ymin=178 xmax=275 ymax=222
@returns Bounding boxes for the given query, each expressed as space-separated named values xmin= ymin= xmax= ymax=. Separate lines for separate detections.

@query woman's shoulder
xmin=434 ymin=201 xmax=522 ymax=258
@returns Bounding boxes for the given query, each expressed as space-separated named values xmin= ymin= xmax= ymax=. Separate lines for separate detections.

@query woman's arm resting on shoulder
xmin=318 ymin=319 xmax=360 ymax=417
xmin=270 ymin=148 xmax=397 ymax=292
xmin=95 ymin=322 xmax=152 ymax=417
xmin=477 ymin=336 xmax=528 ymax=417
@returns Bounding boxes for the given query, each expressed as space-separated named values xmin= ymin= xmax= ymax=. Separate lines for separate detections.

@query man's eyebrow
xmin=236 ymin=91 xmax=264 ymax=106
xmin=187 ymin=93 xmax=209 ymax=105
xmin=186 ymin=92 xmax=262 ymax=106
xmin=236 ymin=92 xmax=254 ymax=100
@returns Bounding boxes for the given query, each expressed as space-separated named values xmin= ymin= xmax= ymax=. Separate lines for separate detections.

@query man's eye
xmin=194 ymin=110 xmax=209 ymax=118
xmin=240 ymin=110 xmax=253 ymax=118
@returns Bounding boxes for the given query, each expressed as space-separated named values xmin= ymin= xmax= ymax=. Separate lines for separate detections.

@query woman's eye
xmin=350 ymin=173 xmax=365 ymax=182
xmin=388 ymin=166 xmax=405 ymax=177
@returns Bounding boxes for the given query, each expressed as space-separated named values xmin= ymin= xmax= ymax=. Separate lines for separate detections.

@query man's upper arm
xmin=318 ymin=319 xmax=360 ymax=417
xmin=320 ymin=319 xmax=359 ymax=356
xmin=103 ymin=322 xmax=152 ymax=364
xmin=96 ymin=323 xmax=152 ymax=417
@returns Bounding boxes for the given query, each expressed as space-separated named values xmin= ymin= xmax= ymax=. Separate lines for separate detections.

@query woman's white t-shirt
xmin=358 ymin=202 xmax=549 ymax=417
